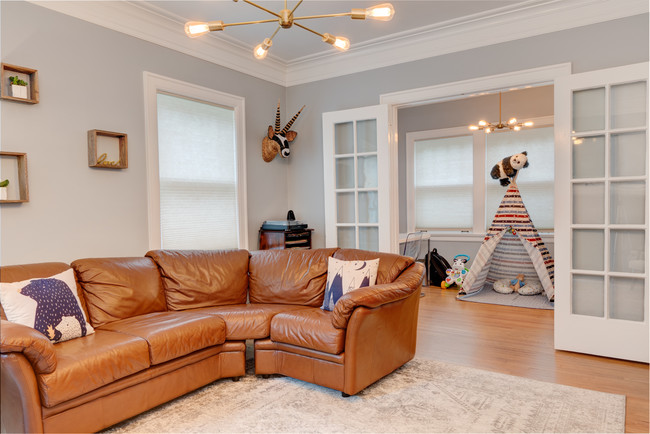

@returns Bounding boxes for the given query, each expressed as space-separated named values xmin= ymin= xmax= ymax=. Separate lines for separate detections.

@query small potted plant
xmin=9 ymin=76 xmax=28 ymax=99
xmin=0 ymin=179 xmax=8 ymax=200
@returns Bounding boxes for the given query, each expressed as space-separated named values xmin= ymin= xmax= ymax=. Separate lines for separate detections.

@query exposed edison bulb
xmin=485 ymin=127 xmax=492 ymax=134
xmin=478 ymin=120 xmax=487 ymax=127
xmin=366 ymin=3 xmax=395 ymax=21
xmin=334 ymin=37 xmax=350 ymax=51
xmin=185 ymin=20 xmax=224 ymax=37
xmin=524 ymin=121 xmax=534 ymax=127
xmin=322 ymin=33 xmax=350 ymax=51
xmin=469 ymin=125 xmax=479 ymax=131
xmin=513 ymin=125 xmax=521 ymax=131
xmin=254 ymin=38 xmax=272 ymax=59
xmin=508 ymin=117 xmax=517 ymax=125
xmin=185 ymin=21 xmax=210 ymax=37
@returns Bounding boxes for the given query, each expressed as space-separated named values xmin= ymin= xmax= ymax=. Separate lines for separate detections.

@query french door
xmin=322 ymin=105 xmax=395 ymax=252
xmin=554 ymin=62 xmax=648 ymax=362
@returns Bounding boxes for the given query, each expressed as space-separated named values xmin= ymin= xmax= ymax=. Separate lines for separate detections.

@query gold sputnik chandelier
xmin=184 ymin=0 xmax=395 ymax=59
xmin=469 ymin=92 xmax=533 ymax=133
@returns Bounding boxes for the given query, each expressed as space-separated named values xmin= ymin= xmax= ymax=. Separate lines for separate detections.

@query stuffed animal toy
xmin=490 ymin=151 xmax=529 ymax=186
xmin=440 ymin=254 xmax=470 ymax=289
xmin=510 ymin=274 xmax=525 ymax=292
xmin=262 ymin=101 xmax=305 ymax=162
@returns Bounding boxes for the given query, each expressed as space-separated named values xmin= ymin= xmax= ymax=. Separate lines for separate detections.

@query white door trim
xmin=380 ymin=63 xmax=572 ymax=252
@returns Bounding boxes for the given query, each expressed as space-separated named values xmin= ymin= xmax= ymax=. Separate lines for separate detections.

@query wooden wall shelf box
xmin=259 ymin=228 xmax=313 ymax=250
xmin=88 ymin=130 xmax=128 ymax=169
xmin=0 ymin=152 xmax=29 ymax=203
xmin=1 ymin=63 xmax=39 ymax=104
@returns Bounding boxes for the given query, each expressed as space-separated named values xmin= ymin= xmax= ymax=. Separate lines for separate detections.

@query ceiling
xmin=31 ymin=0 xmax=648 ymax=86
xmin=141 ymin=1 xmax=529 ymax=63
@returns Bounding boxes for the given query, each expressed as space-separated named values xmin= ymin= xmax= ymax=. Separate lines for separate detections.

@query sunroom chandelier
xmin=184 ymin=0 xmax=395 ymax=59
xmin=469 ymin=92 xmax=533 ymax=133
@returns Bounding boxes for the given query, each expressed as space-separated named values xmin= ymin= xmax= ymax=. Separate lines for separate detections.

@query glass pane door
xmin=333 ymin=119 xmax=379 ymax=250
xmin=570 ymin=81 xmax=647 ymax=321
xmin=323 ymin=105 xmax=391 ymax=252
xmin=555 ymin=62 xmax=648 ymax=362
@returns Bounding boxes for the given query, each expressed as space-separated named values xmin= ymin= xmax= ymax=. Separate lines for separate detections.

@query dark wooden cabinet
xmin=259 ymin=228 xmax=313 ymax=250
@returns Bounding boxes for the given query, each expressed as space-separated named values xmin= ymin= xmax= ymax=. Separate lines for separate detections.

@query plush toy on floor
xmin=510 ymin=273 xmax=525 ymax=292
xmin=492 ymin=274 xmax=543 ymax=295
xmin=490 ymin=151 xmax=529 ymax=186
xmin=440 ymin=254 xmax=470 ymax=289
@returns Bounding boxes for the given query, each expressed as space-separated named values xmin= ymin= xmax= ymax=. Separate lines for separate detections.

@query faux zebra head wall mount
xmin=262 ymin=101 xmax=305 ymax=163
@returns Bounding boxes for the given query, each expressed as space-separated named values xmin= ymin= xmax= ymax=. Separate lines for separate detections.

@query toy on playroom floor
xmin=440 ymin=254 xmax=470 ymax=289
xmin=492 ymin=274 xmax=543 ymax=295
xmin=490 ymin=151 xmax=529 ymax=186
xmin=510 ymin=274 xmax=525 ymax=292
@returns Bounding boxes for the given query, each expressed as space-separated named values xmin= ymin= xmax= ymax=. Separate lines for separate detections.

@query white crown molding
xmin=285 ymin=0 xmax=649 ymax=86
xmin=29 ymin=0 xmax=648 ymax=87
xmin=29 ymin=0 xmax=287 ymax=86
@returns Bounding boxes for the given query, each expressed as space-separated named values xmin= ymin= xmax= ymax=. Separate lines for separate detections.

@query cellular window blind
xmin=414 ymin=135 xmax=473 ymax=230
xmin=156 ymin=92 xmax=239 ymax=249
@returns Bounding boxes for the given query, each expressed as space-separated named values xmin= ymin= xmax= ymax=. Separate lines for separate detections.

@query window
xmin=413 ymin=134 xmax=473 ymax=230
xmin=406 ymin=116 xmax=553 ymax=234
xmin=144 ymin=73 xmax=247 ymax=250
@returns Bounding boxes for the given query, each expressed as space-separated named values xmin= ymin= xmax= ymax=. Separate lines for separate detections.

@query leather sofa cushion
xmin=38 ymin=330 xmax=150 ymax=408
xmin=333 ymin=249 xmax=414 ymax=284
xmin=99 ymin=311 xmax=226 ymax=365
xmin=146 ymin=250 xmax=249 ymax=310
xmin=71 ymin=257 xmax=167 ymax=328
xmin=195 ymin=304 xmax=310 ymax=340
xmin=249 ymin=248 xmax=338 ymax=307
xmin=270 ymin=308 xmax=345 ymax=355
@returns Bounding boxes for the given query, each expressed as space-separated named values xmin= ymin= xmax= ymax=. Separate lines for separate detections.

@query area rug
xmin=105 ymin=358 xmax=624 ymax=433
xmin=459 ymin=285 xmax=554 ymax=310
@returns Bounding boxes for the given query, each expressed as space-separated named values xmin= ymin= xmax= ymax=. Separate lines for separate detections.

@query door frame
xmin=379 ymin=62 xmax=572 ymax=253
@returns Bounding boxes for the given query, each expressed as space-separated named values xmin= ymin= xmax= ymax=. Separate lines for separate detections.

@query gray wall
xmin=0 ymin=1 xmax=287 ymax=264
xmin=286 ymin=14 xmax=649 ymax=249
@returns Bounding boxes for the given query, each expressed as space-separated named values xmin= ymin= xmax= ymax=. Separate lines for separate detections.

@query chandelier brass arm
xmin=184 ymin=1 xmax=395 ymax=59
xmin=469 ymin=92 xmax=534 ymax=133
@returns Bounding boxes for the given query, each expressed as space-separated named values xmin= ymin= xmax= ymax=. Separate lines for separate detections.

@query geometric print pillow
xmin=0 ymin=269 xmax=94 ymax=343
xmin=321 ymin=257 xmax=379 ymax=312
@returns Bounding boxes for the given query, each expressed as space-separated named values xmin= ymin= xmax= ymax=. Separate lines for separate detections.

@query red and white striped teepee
xmin=459 ymin=183 xmax=555 ymax=301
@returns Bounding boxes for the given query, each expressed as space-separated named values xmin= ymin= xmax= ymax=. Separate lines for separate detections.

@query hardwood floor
xmin=415 ymin=286 xmax=649 ymax=433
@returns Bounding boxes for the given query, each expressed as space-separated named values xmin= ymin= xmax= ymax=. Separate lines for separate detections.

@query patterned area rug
xmin=458 ymin=285 xmax=554 ymax=309
xmin=105 ymin=358 xmax=624 ymax=433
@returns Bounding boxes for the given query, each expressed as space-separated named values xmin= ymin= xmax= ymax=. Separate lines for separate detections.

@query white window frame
xmin=406 ymin=115 xmax=554 ymax=236
xmin=143 ymin=72 xmax=248 ymax=250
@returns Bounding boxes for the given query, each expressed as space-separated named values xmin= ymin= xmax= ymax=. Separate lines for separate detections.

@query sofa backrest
xmin=249 ymin=248 xmax=338 ymax=307
xmin=146 ymin=249 xmax=250 ymax=310
xmin=71 ymin=257 xmax=167 ymax=328
xmin=332 ymin=249 xmax=415 ymax=285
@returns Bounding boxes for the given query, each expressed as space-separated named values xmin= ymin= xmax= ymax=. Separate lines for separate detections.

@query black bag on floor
xmin=426 ymin=248 xmax=451 ymax=287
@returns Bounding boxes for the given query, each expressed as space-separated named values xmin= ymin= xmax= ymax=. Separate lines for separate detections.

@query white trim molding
xmin=142 ymin=72 xmax=248 ymax=250
xmin=29 ymin=0 xmax=647 ymax=87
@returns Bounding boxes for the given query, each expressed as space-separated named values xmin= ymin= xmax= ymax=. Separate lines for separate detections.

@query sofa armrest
xmin=331 ymin=262 xmax=424 ymax=329
xmin=1 ymin=320 xmax=57 ymax=374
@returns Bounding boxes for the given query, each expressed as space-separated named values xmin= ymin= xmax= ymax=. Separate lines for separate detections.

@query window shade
xmin=485 ymin=126 xmax=554 ymax=230
xmin=157 ymin=92 xmax=239 ymax=249
xmin=414 ymin=135 xmax=473 ymax=229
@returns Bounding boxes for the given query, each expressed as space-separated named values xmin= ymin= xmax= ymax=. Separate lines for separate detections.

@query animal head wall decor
xmin=262 ymin=101 xmax=305 ymax=162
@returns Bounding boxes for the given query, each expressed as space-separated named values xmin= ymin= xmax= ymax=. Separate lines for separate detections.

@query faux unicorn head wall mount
xmin=262 ymin=101 xmax=305 ymax=162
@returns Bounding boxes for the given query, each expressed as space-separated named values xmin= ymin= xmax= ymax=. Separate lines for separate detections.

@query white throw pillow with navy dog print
xmin=321 ymin=257 xmax=379 ymax=311
xmin=1 ymin=269 xmax=94 ymax=343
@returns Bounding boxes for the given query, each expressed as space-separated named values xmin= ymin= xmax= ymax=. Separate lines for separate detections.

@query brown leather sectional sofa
xmin=1 ymin=248 xmax=424 ymax=433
